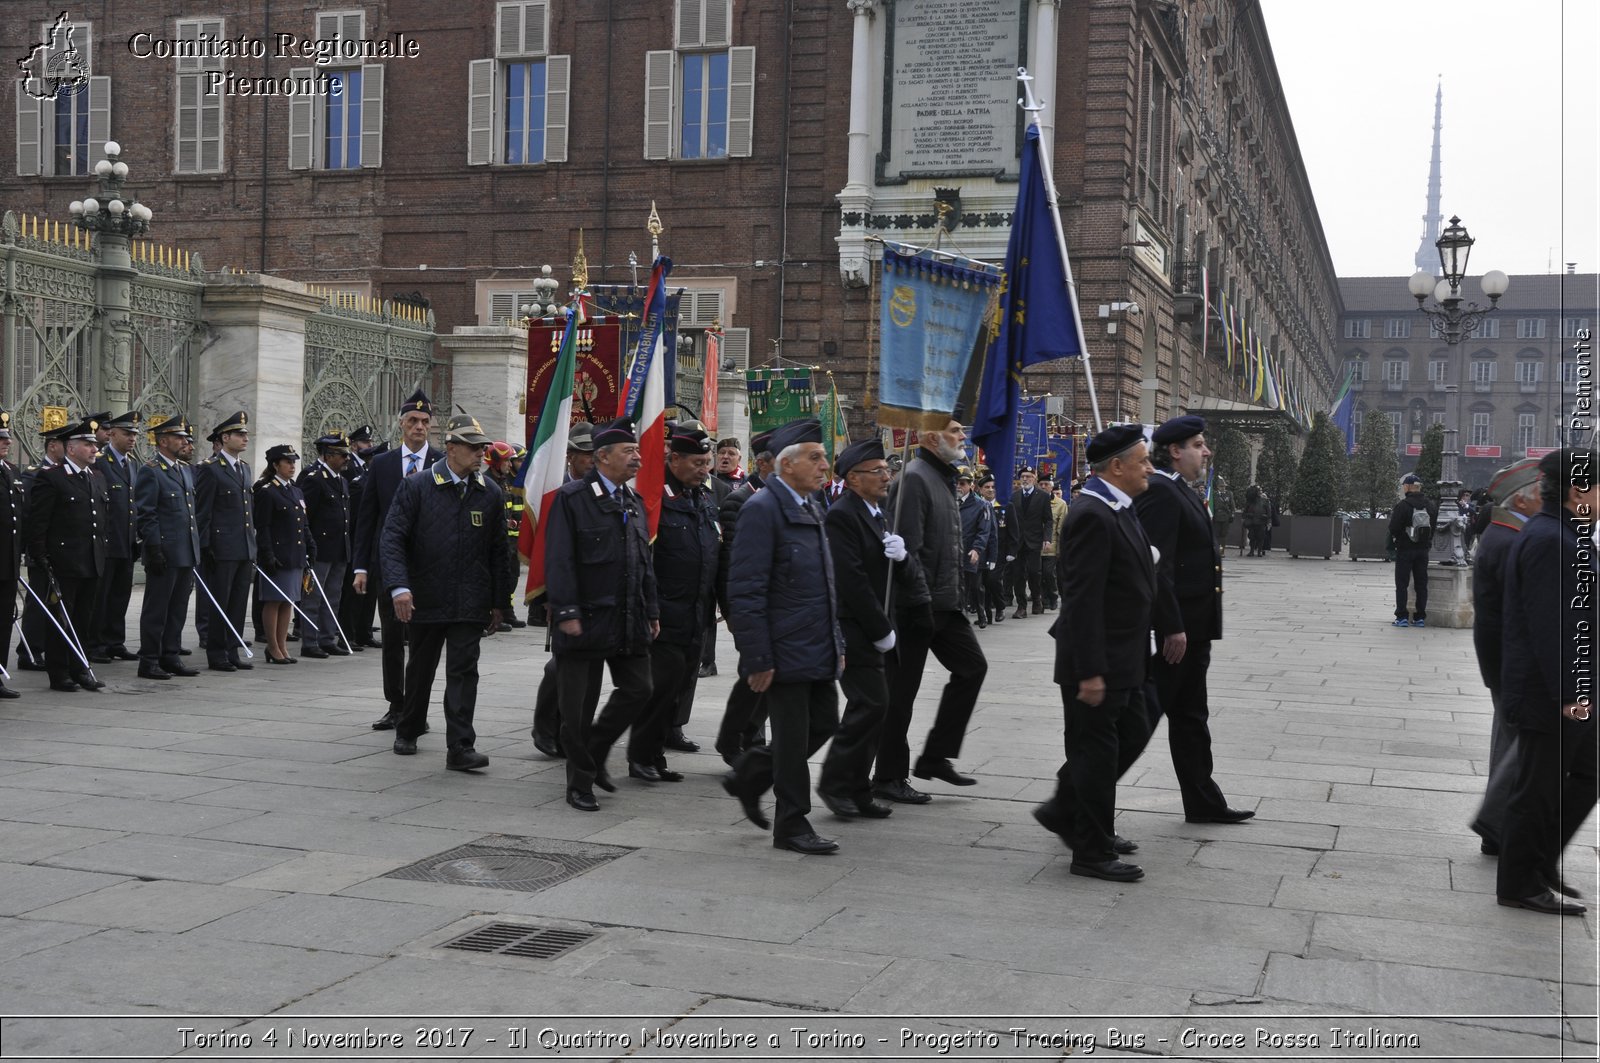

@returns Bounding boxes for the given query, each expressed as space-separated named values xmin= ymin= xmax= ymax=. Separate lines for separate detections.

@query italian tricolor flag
xmin=518 ymin=301 xmax=582 ymax=601
xmin=618 ymin=256 xmax=672 ymax=541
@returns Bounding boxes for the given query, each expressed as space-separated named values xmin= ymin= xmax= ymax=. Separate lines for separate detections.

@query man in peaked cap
xmin=1135 ymin=414 xmax=1253 ymax=826
xmin=298 ymin=432 xmax=354 ymax=657
xmin=136 ymin=416 xmax=202 ymax=680
xmin=338 ymin=424 xmax=380 ymax=650
xmin=15 ymin=423 xmax=71 ymax=672
xmin=1007 ymin=463 xmax=1054 ymax=618
xmin=194 ymin=411 xmax=256 ymax=672
xmin=25 ymin=417 xmax=110 ymax=692
xmin=355 ymin=389 xmax=443 ymax=729
xmin=1468 ymin=457 xmax=1544 ymax=855
xmin=0 ymin=407 xmax=20 ymax=697
xmin=88 ymin=411 xmax=143 ymax=664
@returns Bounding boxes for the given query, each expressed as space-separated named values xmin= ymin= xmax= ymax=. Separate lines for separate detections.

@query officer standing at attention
xmin=1007 ymin=464 xmax=1053 ymax=618
xmin=545 ymin=419 xmax=659 ymax=811
xmin=298 ymin=432 xmax=354 ymax=657
xmin=16 ymin=423 xmax=69 ymax=672
xmin=25 ymin=417 xmax=110 ymax=692
xmin=355 ymin=390 xmax=443 ymax=730
xmin=135 ymin=417 xmax=202 ymax=680
xmin=1136 ymin=415 xmax=1253 ymax=825
xmin=339 ymin=425 xmax=379 ymax=650
xmin=89 ymin=411 xmax=142 ymax=664
xmin=0 ymin=408 xmax=21 ymax=698
xmin=194 ymin=411 xmax=256 ymax=672
xmin=382 ymin=414 xmax=510 ymax=772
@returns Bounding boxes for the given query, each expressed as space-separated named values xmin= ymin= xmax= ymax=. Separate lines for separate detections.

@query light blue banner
xmin=878 ymin=244 xmax=1000 ymax=429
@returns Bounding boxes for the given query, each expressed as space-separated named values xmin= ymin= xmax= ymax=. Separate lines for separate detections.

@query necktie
xmin=407 ymin=454 xmax=420 ymax=477
xmin=457 ymin=479 xmax=467 ymax=500
xmin=800 ymin=499 xmax=815 ymax=520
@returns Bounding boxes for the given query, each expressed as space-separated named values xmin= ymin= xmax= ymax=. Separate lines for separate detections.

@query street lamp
xmin=518 ymin=264 xmax=562 ymax=324
xmin=1407 ymin=216 xmax=1508 ymax=346
xmin=69 ymin=141 xmax=152 ymax=238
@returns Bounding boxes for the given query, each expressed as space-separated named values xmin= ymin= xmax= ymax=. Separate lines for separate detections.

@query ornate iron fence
xmin=302 ymin=292 xmax=445 ymax=452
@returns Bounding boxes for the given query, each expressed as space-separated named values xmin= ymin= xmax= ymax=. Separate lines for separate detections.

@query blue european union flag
xmin=970 ymin=124 xmax=1082 ymax=504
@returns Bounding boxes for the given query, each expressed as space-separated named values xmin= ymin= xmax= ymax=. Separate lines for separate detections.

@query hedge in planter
xmin=1288 ymin=411 xmax=1346 ymax=558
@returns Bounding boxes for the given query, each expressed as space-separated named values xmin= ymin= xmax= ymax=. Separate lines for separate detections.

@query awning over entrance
xmin=1183 ymin=396 xmax=1305 ymax=435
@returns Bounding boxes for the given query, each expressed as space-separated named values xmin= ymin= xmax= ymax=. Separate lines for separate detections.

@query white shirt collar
xmin=402 ymin=443 xmax=428 ymax=463
xmin=772 ymin=474 xmax=811 ymax=508
xmin=63 ymin=457 xmax=86 ymax=475
xmin=1081 ymin=475 xmax=1133 ymax=511
xmin=274 ymin=475 xmax=294 ymax=487
xmin=596 ymin=471 xmax=621 ymax=496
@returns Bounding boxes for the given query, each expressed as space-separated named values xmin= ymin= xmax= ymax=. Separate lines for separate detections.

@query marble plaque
xmin=882 ymin=0 xmax=1026 ymax=182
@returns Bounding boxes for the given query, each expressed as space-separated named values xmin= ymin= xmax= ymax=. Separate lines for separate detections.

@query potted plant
xmin=1346 ymin=414 xmax=1399 ymax=559
xmin=1288 ymin=412 xmax=1346 ymax=559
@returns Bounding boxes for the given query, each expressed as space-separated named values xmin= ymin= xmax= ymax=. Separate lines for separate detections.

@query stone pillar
xmin=836 ymin=0 xmax=877 ymax=288
xmin=198 ymin=273 xmax=324 ymax=473
xmin=95 ymin=232 xmax=136 ymax=414
xmin=1031 ymin=0 xmax=1062 ymax=156
xmin=718 ymin=373 xmax=751 ymax=450
xmin=439 ymin=326 xmax=529 ymax=444
xmin=1415 ymin=564 xmax=1473 ymax=628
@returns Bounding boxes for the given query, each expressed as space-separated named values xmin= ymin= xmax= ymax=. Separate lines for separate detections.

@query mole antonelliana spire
xmin=1415 ymin=79 xmax=1444 ymax=272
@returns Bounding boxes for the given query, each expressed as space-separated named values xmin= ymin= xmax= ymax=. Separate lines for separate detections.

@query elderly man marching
xmin=545 ymin=419 xmax=659 ymax=812
xmin=722 ymin=419 xmax=845 ymax=854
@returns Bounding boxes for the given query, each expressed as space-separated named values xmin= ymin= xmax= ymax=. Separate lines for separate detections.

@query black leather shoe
xmin=229 ymin=658 xmax=254 ymax=670
xmin=508 ymin=617 xmax=527 ymax=628
xmin=447 ymin=748 xmax=489 ymax=772
xmin=664 ymin=728 xmax=701 ymax=753
xmin=775 ymin=832 xmax=839 ymax=855
xmin=73 ymin=674 xmax=106 ymax=692
xmin=371 ymin=712 xmax=398 ymax=731
xmin=138 ymin=664 xmax=173 ymax=681
xmin=653 ymin=764 xmax=685 ymax=782
xmin=976 ymin=617 xmax=988 ymax=628
xmin=161 ymin=660 xmax=200 ymax=677
xmin=532 ymin=735 xmax=565 ymax=758
xmin=1013 ymin=607 xmax=1027 ymax=619
xmin=18 ymin=658 xmax=45 ymax=671
xmin=721 ymin=772 xmax=770 ymax=830
xmin=300 ymin=647 xmax=329 ymax=659
xmin=566 ymin=789 xmax=599 ymax=812
xmin=627 ymin=762 xmax=663 ymax=782
xmin=1498 ymin=890 xmax=1585 ymax=915
xmin=345 ymin=642 xmax=364 ymax=653
xmin=855 ymin=798 xmax=894 ymax=818
xmin=392 ymin=737 xmax=417 ymax=756
xmin=1542 ymin=871 xmax=1583 ymax=899
xmin=1033 ymin=803 xmax=1071 ymax=842
xmin=594 ymin=767 xmax=617 ymax=793
xmin=176 ymin=647 xmax=193 ymax=655
xmin=873 ymin=779 xmax=932 ymax=804
xmin=913 ymin=758 xmax=977 ymax=786
xmin=364 ymin=638 xmax=383 ymax=649
xmin=287 ymin=632 xmax=300 ymax=642
xmin=697 ymin=662 xmax=717 ymax=678
xmin=326 ymin=644 xmax=351 ymax=656
xmin=821 ymin=793 xmax=863 ymax=818
xmin=1113 ymin=834 xmax=1139 ymax=855
xmin=1070 ymin=858 xmax=1144 ymax=882
xmin=1032 ymin=604 xmax=1044 ymax=615
xmin=49 ymin=679 xmax=80 ymax=692
xmin=1185 ymin=807 xmax=1256 ymax=824
xmin=991 ymin=613 xmax=1003 ymax=623
xmin=208 ymin=661 xmax=237 ymax=672
xmin=88 ymin=653 xmax=112 ymax=664
xmin=0 ymin=684 xmax=18 ymax=699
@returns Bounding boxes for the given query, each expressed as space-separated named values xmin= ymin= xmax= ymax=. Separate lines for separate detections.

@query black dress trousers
xmin=396 ymin=621 xmax=484 ymax=752
xmin=1146 ymin=638 xmax=1228 ymax=818
xmin=877 ymin=610 xmax=986 ymax=783
xmin=1054 ymin=685 xmax=1149 ymax=863
xmin=820 ymin=661 xmax=891 ymax=804
xmin=138 ymin=565 xmax=194 ymax=665
xmin=557 ymin=654 xmax=652 ymax=794
xmin=732 ymin=678 xmax=839 ymax=841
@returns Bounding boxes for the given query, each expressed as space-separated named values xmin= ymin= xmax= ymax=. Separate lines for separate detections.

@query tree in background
xmin=1349 ymin=413 xmax=1400 ymax=516
xmin=1254 ymin=423 xmax=1299 ymax=511
xmin=1289 ymin=411 xmax=1347 ymax=517
xmin=1414 ymin=421 xmax=1445 ymax=503
xmin=1208 ymin=421 xmax=1252 ymax=513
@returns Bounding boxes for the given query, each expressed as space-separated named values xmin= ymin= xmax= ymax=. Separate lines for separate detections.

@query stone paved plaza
xmin=0 ymin=553 xmax=1594 ymax=1060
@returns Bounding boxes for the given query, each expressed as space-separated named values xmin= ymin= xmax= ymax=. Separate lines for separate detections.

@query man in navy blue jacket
xmin=723 ymin=419 xmax=845 ymax=854
xmin=1495 ymin=448 xmax=1598 ymax=915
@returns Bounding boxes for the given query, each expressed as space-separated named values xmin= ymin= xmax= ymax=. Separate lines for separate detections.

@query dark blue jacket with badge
xmin=297 ymin=460 xmax=352 ymax=563
xmin=379 ymin=460 xmax=511 ymax=625
xmin=652 ymin=471 xmax=722 ymax=645
xmin=544 ymin=468 xmax=658 ymax=657
xmin=253 ymin=478 xmax=314 ymax=571
xmin=726 ymin=478 xmax=843 ymax=682
xmin=135 ymin=453 xmax=200 ymax=569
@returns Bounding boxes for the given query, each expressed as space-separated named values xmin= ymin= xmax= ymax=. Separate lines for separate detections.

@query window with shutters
xmin=1471 ymin=359 xmax=1496 ymax=384
xmin=1343 ymin=318 xmax=1370 ymax=339
xmin=1564 ymin=317 xmax=1591 ymax=338
xmin=477 ymin=280 xmax=542 ymax=326
xmin=15 ymin=20 xmax=110 ymax=177
xmin=1427 ymin=359 xmax=1448 ymax=383
xmin=1517 ymin=413 xmax=1537 ymax=452
xmin=287 ymin=11 xmax=384 ymax=170
xmin=643 ymin=0 xmax=754 ymax=161
xmin=466 ymin=2 xmax=570 ymax=165
xmin=1382 ymin=358 xmax=1407 ymax=385
xmin=174 ymin=18 xmax=225 ymax=173
xmin=1515 ymin=318 xmax=1546 ymax=339
xmin=1470 ymin=412 xmax=1492 ymax=447
xmin=1384 ymin=318 xmax=1411 ymax=339
xmin=1514 ymin=359 xmax=1541 ymax=385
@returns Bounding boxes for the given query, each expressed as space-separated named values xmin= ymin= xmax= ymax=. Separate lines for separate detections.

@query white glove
xmin=1006 ymin=555 xmax=1016 ymax=562
xmin=986 ymin=562 xmax=995 ymax=570
xmin=872 ymin=630 xmax=897 ymax=653
xmin=882 ymin=533 xmax=907 ymax=561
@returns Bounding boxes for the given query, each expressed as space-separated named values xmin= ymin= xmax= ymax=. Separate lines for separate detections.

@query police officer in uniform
xmin=194 ymin=411 xmax=257 ymax=671
xmin=0 ymin=407 xmax=22 ymax=697
xmin=530 ymin=421 xmax=597 ymax=755
xmin=339 ymin=425 xmax=379 ymax=649
xmin=16 ymin=423 xmax=69 ymax=671
xmin=89 ymin=410 xmax=142 ymax=663
xmin=25 ymin=417 xmax=109 ymax=692
xmin=135 ymin=417 xmax=202 ymax=680
xmin=298 ymin=432 xmax=353 ymax=657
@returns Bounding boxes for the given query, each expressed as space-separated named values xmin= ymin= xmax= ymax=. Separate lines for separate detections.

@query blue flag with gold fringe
xmin=970 ymin=124 xmax=1082 ymax=504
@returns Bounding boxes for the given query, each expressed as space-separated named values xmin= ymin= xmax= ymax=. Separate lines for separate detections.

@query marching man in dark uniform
xmin=338 ymin=424 xmax=379 ymax=650
xmin=1007 ymin=464 xmax=1053 ymax=618
xmin=978 ymin=474 xmax=1007 ymax=624
xmin=722 ymin=419 xmax=845 ymax=854
xmin=956 ymin=468 xmax=992 ymax=626
xmin=16 ymin=423 xmax=69 ymax=672
xmin=545 ymin=419 xmax=659 ymax=810
xmin=0 ymin=408 xmax=21 ymax=697
xmin=530 ymin=421 xmax=597 ymax=757
xmin=1033 ymin=424 xmax=1156 ymax=882
xmin=382 ymin=414 xmax=510 ymax=772
xmin=819 ymin=436 xmax=922 ymax=819
xmin=713 ymin=430 xmax=776 ymax=763
xmin=25 ymin=417 xmax=109 ymax=692
xmin=587 ymin=424 xmax=721 ymax=785
xmin=135 ymin=417 xmax=201 ymax=680
xmin=1136 ymin=415 xmax=1253 ymax=825
xmin=355 ymin=390 xmax=443 ymax=730
xmin=89 ymin=411 xmax=142 ymax=664
xmin=298 ymin=432 xmax=353 ymax=658
xmin=194 ymin=411 xmax=256 ymax=672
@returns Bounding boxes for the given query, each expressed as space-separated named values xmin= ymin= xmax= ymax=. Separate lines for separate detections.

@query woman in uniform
xmin=253 ymin=445 xmax=315 ymax=663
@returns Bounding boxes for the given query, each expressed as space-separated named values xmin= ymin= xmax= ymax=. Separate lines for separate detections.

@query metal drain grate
xmin=441 ymin=922 xmax=597 ymax=960
xmin=385 ymin=835 xmax=633 ymax=893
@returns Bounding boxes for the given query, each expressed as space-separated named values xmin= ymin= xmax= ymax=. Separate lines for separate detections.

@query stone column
xmin=198 ymin=273 xmax=324 ymax=473
xmin=1031 ymin=0 xmax=1062 ymax=156
xmin=95 ymin=232 xmax=136 ymax=415
xmin=718 ymin=373 xmax=751 ymax=450
xmin=439 ymin=325 xmax=530 ymax=444
xmin=836 ymin=0 xmax=877 ymax=288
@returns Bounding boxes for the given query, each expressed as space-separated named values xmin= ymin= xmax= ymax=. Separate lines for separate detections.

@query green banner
xmin=746 ymin=367 xmax=815 ymax=434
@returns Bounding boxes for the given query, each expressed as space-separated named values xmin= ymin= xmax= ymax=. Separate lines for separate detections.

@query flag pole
xmin=1017 ymin=68 xmax=1103 ymax=432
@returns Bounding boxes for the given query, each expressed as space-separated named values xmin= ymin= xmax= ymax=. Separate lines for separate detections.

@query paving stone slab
xmin=1307 ymin=849 xmax=1455 ymax=890
xmin=1310 ymin=912 xmax=1599 ymax=985
xmin=23 ymin=879 xmax=282 ymax=933
xmin=504 ymin=879 xmax=844 ymax=945
xmin=9 ymin=794 xmax=264 ymax=836
xmin=179 ymin=780 xmax=440 ymax=818
xmin=225 ymin=851 xmax=412 ymax=895
xmin=0 ymin=863 xmax=128 ymax=916
xmin=186 ymin=891 xmax=463 ymax=955
xmin=192 ymin=810 xmax=480 ymax=860
xmin=38 ymin=834 xmax=301 ymax=884
xmin=0 ymin=764 xmax=239 ymax=802
xmin=0 ymin=821 xmax=126 ymax=863
xmin=0 ymin=916 xmax=102 ymax=964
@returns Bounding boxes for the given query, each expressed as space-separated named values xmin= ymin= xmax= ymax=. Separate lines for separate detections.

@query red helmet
xmin=486 ymin=440 xmax=516 ymax=470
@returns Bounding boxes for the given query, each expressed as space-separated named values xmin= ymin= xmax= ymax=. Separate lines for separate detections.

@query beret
xmin=1085 ymin=423 xmax=1146 ymax=464
xmin=835 ymin=437 xmax=885 ymax=477
xmin=1152 ymin=414 xmax=1206 ymax=447
xmin=769 ymin=419 xmax=822 ymax=454
xmin=1487 ymin=458 xmax=1540 ymax=504
xmin=592 ymin=418 xmax=637 ymax=448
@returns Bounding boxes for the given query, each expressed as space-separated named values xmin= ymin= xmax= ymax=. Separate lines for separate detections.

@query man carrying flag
xmin=618 ymin=256 xmax=673 ymax=540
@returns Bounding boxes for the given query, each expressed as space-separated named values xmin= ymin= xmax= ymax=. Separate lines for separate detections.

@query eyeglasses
xmin=851 ymin=465 xmax=892 ymax=477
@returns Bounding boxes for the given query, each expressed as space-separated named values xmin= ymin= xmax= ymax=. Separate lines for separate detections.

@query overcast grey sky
xmin=1259 ymin=0 xmax=1597 ymax=280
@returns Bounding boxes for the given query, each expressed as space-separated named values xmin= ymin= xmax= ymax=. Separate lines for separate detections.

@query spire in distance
xmin=1415 ymin=79 xmax=1444 ymax=272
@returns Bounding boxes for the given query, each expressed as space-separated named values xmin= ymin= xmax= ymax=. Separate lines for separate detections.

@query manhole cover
xmin=386 ymin=835 xmax=633 ymax=893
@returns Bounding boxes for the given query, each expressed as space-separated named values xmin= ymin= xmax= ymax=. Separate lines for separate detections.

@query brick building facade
xmin=4 ymin=0 xmax=1342 ymax=451
xmin=1337 ymin=272 xmax=1596 ymax=487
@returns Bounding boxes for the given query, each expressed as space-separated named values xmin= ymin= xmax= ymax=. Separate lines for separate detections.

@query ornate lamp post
xmin=1406 ymin=215 xmax=1509 ymax=565
xmin=518 ymin=264 xmax=562 ymax=324
xmin=69 ymin=141 xmax=153 ymax=415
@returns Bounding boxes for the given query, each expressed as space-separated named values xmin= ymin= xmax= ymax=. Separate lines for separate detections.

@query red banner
xmin=526 ymin=322 xmax=623 ymax=442
xmin=1464 ymin=445 xmax=1502 ymax=459
xmin=1526 ymin=446 xmax=1557 ymax=458
xmin=1405 ymin=444 xmax=1422 ymax=456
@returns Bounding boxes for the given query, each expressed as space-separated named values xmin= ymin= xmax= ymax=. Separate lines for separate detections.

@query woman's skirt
xmin=258 ymin=566 xmax=304 ymax=603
